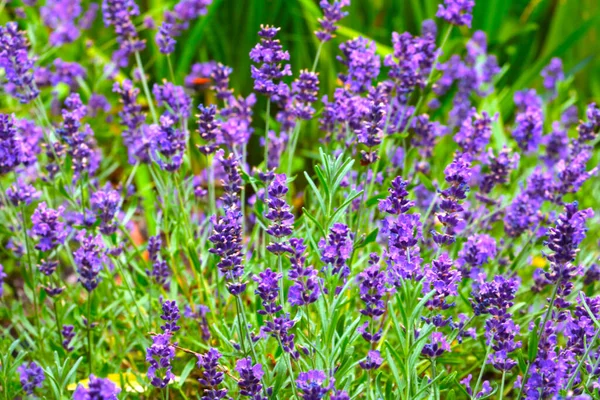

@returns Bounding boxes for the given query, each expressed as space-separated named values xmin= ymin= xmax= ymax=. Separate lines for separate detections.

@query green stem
xmin=53 ymin=300 xmax=62 ymax=346
xmin=499 ymin=370 xmax=506 ymax=400
xmin=134 ymin=51 xmax=158 ymax=123
xmin=277 ymin=337 xmax=299 ymax=399
xmin=311 ymin=42 xmax=324 ymax=73
xmin=264 ymin=99 xmax=271 ymax=168
xmin=472 ymin=341 xmax=492 ymax=400
xmin=19 ymin=201 xmax=43 ymax=354
xmin=87 ymin=292 xmax=93 ymax=375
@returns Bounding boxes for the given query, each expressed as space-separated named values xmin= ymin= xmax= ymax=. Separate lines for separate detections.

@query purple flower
xmin=385 ymin=213 xmax=423 ymax=283
xmin=235 ymin=358 xmax=266 ymax=399
xmin=41 ymin=0 xmax=83 ymax=46
xmin=424 ymin=253 xmax=460 ymax=311
xmin=253 ymin=268 xmax=282 ymax=315
xmin=5 ymin=179 xmax=40 ymax=206
xmin=74 ymin=231 xmax=106 ymax=292
xmin=32 ymin=202 xmax=67 ymax=252
xmin=73 ymin=374 xmax=121 ymax=399
xmin=436 ymin=0 xmax=475 ymax=27
xmin=88 ymin=94 xmax=111 ymax=117
xmin=146 ymin=333 xmax=176 ymax=388
xmin=461 ymin=374 xmax=492 ymax=398
xmin=208 ymin=151 xmax=245 ymax=295
xmin=457 ymin=234 xmax=497 ymax=274
xmin=290 ymin=70 xmax=320 ymax=121
xmin=147 ymin=235 xmax=171 ymax=289
xmin=50 ymin=59 xmax=87 ymax=90
xmin=541 ymin=57 xmax=564 ymax=94
xmin=250 ymin=25 xmax=292 ymax=97
xmin=156 ymin=22 xmax=176 ymax=54
xmin=545 ymin=202 xmax=593 ymax=268
xmin=319 ymin=223 xmax=353 ymax=278
xmin=480 ymin=146 xmax=519 ymax=194
xmin=196 ymin=104 xmax=220 ymax=155
xmin=113 ymin=80 xmax=149 ymax=164
xmin=296 ymin=370 xmax=333 ymax=399
xmin=555 ymin=146 xmax=597 ymax=196
xmin=379 ymin=176 xmax=414 ymax=215
xmin=431 ymin=153 xmax=472 ymax=246
xmin=422 ymin=332 xmax=451 ymax=358
xmin=56 ymin=93 xmax=101 ymax=180
xmin=90 ymin=188 xmax=120 ymax=235
xmin=513 ymin=106 xmax=543 ymax=154
xmin=265 ymin=174 xmax=294 ymax=253
xmin=0 ymin=23 xmax=39 ymax=103
xmin=455 ymin=110 xmax=494 ymax=156
xmin=153 ymin=81 xmax=192 ymax=121
xmin=17 ymin=361 xmax=45 ymax=395
xmin=174 ymin=0 xmax=212 ymax=21
xmin=358 ymin=101 xmax=385 ymax=165
xmin=410 ymin=113 xmax=445 ymax=158
xmin=315 ymin=0 xmax=350 ymax=42
xmin=197 ymin=348 xmax=227 ymax=400
xmin=358 ymin=258 xmax=387 ymax=319
xmin=39 ymin=260 xmax=59 ymax=276
xmin=148 ymin=114 xmax=186 ymax=172
xmin=338 ymin=37 xmax=381 ymax=93
xmin=62 ymin=324 xmax=75 ymax=351
xmin=159 ymin=297 xmax=181 ymax=333
xmin=359 ymin=349 xmax=383 ymax=370
xmin=504 ymin=192 xmax=542 ymax=238
xmin=288 ymin=238 xmax=321 ymax=306
xmin=102 ymin=0 xmax=145 ymax=67
xmin=0 ymin=114 xmax=25 ymax=175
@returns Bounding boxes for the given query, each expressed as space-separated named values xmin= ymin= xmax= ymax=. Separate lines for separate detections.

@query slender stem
xmin=264 ymin=99 xmax=271 ymax=167
xmin=134 ymin=51 xmax=158 ymax=123
xmin=565 ymin=326 xmax=600 ymax=391
xmin=114 ymin=257 xmax=149 ymax=331
xmin=472 ymin=342 xmax=492 ymax=400
xmin=87 ymin=292 xmax=93 ymax=375
xmin=277 ymin=337 xmax=300 ymax=400
xmin=19 ymin=201 xmax=43 ymax=354
xmin=53 ymin=300 xmax=62 ymax=347
xmin=311 ymin=42 xmax=324 ymax=73
xmin=277 ymin=252 xmax=284 ymax=306
xmin=431 ymin=359 xmax=439 ymax=400
xmin=499 ymin=370 xmax=506 ymax=400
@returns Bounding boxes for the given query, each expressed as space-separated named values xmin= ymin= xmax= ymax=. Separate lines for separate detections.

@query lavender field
xmin=1 ymin=0 xmax=600 ymax=399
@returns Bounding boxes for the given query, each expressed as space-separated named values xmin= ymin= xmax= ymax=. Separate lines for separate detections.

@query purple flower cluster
xmin=209 ymin=151 xmax=246 ymax=295
xmin=432 ymin=152 xmax=472 ymax=246
xmin=160 ymin=297 xmax=181 ymax=333
xmin=147 ymin=235 xmax=171 ymax=288
xmin=541 ymin=57 xmax=564 ymax=94
xmin=436 ymin=0 xmax=475 ymax=27
xmin=480 ymin=146 xmax=519 ymax=194
xmin=287 ymin=238 xmax=320 ymax=306
xmin=338 ymin=37 xmax=381 ymax=93
xmin=315 ymin=0 xmax=350 ymax=42
xmin=90 ymin=188 xmax=120 ymax=235
xmin=385 ymin=24 xmax=436 ymax=101
xmin=235 ymin=357 xmax=267 ymax=399
xmin=113 ymin=80 xmax=149 ymax=164
xmin=296 ymin=370 xmax=334 ymax=398
xmin=153 ymin=81 xmax=192 ymax=121
xmin=101 ymin=0 xmax=145 ymax=67
xmin=197 ymin=348 xmax=228 ymax=400
xmin=31 ymin=202 xmax=67 ymax=252
xmin=62 ymin=324 xmax=75 ymax=351
xmin=148 ymin=114 xmax=186 ymax=172
xmin=319 ymin=223 xmax=353 ymax=279
xmin=73 ymin=374 xmax=121 ymax=400
xmin=264 ymin=174 xmax=294 ymax=254
xmin=0 ymin=23 xmax=39 ymax=103
xmin=513 ymin=89 xmax=543 ymax=154
xmin=17 ymin=361 xmax=45 ymax=395
xmin=250 ymin=25 xmax=291 ymax=97
xmin=146 ymin=332 xmax=177 ymax=388
xmin=357 ymin=101 xmax=385 ymax=165
xmin=74 ymin=231 xmax=106 ymax=292
xmin=156 ymin=22 xmax=176 ymax=54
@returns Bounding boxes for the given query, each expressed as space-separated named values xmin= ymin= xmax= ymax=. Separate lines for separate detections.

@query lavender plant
xmin=0 ymin=0 xmax=599 ymax=399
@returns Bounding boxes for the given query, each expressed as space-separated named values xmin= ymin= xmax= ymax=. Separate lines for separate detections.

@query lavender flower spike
xmin=315 ymin=0 xmax=350 ymax=42
xmin=73 ymin=374 xmax=121 ymax=399
xmin=436 ymin=0 xmax=475 ymax=28
xmin=0 ymin=23 xmax=40 ymax=103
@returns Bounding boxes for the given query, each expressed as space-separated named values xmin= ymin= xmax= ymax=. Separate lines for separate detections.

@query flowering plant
xmin=0 ymin=0 xmax=599 ymax=399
